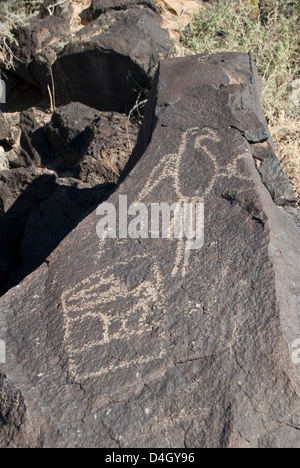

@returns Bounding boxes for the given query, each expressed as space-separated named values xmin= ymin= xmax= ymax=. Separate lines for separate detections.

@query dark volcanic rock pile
xmin=9 ymin=0 xmax=171 ymax=113
xmin=0 ymin=0 xmax=170 ymax=293
xmin=0 ymin=48 xmax=299 ymax=448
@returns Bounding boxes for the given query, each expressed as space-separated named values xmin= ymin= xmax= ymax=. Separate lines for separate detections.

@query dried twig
xmin=102 ymin=152 xmax=120 ymax=178
xmin=50 ymin=67 xmax=56 ymax=110
xmin=47 ymin=84 xmax=54 ymax=112
xmin=47 ymin=0 xmax=68 ymax=15
xmin=128 ymin=98 xmax=148 ymax=123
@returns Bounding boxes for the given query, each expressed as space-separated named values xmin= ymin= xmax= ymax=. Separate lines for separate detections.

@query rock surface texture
xmin=0 ymin=53 xmax=300 ymax=448
xmin=45 ymin=102 xmax=139 ymax=183
xmin=9 ymin=1 xmax=172 ymax=113
xmin=0 ymin=103 xmax=138 ymax=295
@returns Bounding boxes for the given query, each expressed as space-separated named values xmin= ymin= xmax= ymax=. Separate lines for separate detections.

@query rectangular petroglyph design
xmin=62 ymin=262 xmax=167 ymax=380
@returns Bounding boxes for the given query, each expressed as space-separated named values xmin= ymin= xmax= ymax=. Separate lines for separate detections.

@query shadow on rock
xmin=0 ymin=173 xmax=115 ymax=295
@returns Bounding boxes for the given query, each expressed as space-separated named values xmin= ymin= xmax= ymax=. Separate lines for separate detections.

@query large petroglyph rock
xmin=1 ymin=53 xmax=300 ymax=448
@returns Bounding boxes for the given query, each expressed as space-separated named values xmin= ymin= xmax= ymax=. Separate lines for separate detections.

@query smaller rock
xmin=45 ymin=103 xmax=139 ymax=183
xmin=46 ymin=102 xmax=99 ymax=166
xmin=257 ymin=157 xmax=296 ymax=206
xmin=6 ymin=127 xmax=22 ymax=147
xmin=0 ymin=111 xmax=22 ymax=154
xmin=251 ymin=141 xmax=297 ymax=206
xmin=0 ymin=113 xmax=10 ymax=142
xmin=5 ymin=147 xmax=35 ymax=169
xmin=0 ymin=147 xmax=9 ymax=172
xmin=73 ymin=112 xmax=139 ymax=185
xmin=19 ymin=111 xmax=42 ymax=167
xmin=245 ymin=128 xmax=269 ymax=143
xmin=40 ymin=0 xmax=74 ymax=19
xmin=12 ymin=15 xmax=71 ymax=91
xmin=17 ymin=108 xmax=56 ymax=168
xmin=80 ymin=0 xmax=159 ymax=22
xmin=0 ymin=110 xmax=43 ymax=169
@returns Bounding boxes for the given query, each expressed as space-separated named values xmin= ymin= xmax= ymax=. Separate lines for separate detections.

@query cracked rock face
xmin=0 ymin=53 xmax=300 ymax=448
xmin=45 ymin=102 xmax=139 ymax=181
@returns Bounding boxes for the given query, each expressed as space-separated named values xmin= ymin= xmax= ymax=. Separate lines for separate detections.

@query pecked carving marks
xmin=136 ymin=127 xmax=219 ymax=277
xmin=138 ymin=127 xmax=220 ymax=203
xmin=62 ymin=261 xmax=167 ymax=380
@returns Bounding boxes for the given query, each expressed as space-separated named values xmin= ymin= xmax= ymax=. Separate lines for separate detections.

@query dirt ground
xmin=156 ymin=0 xmax=209 ymax=55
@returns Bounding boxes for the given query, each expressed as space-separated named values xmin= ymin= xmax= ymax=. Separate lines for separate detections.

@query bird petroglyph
xmin=62 ymin=127 xmax=223 ymax=381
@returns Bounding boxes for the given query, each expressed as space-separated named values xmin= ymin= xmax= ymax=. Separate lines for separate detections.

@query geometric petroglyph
xmin=62 ymin=261 xmax=166 ymax=381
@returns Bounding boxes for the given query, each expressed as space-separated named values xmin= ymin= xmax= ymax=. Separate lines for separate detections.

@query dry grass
xmin=0 ymin=0 xmax=42 ymax=69
xmin=271 ymin=114 xmax=300 ymax=203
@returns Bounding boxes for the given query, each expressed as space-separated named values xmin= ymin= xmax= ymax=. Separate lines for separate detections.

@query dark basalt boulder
xmin=45 ymin=102 xmax=139 ymax=183
xmin=12 ymin=15 xmax=71 ymax=91
xmin=8 ymin=5 xmax=171 ymax=113
xmin=72 ymin=111 xmax=139 ymax=185
xmin=80 ymin=0 xmax=159 ymax=22
xmin=52 ymin=8 xmax=171 ymax=112
xmin=0 ymin=112 xmax=11 ymax=142
xmin=0 ymin=53 xmax=299 ymax=448
xmin=0 ymin=110 xmax=45 ymax=169
xmin=45 ymin=102 xmax=99 ymax=166
xmin=0 ymin=168 xmax=58 ymax=293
